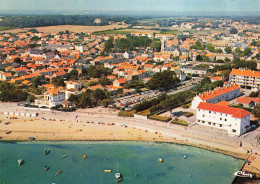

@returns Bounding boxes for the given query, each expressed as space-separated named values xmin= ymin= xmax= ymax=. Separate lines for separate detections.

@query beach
xmin=1 ymin=103 xmax=260 ymax=181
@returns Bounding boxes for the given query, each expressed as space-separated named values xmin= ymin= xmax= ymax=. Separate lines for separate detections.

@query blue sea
xmin=0 ymin=141 xmax=243 ymax=184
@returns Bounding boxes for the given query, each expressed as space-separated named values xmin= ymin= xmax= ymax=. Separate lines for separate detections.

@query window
xmin=198 ymin=109 xmax=200 ymax=111
xmin=232 ymin=129 xmax=236 ymax=133
xmin=219 ymin=124 xmax=222 ymax=127
xmin=198 ymin=120 xmax=200 ymax=122
xmin=214 ymin=112 xmax=216 ymax=114
xmin=225 ymin=119 xmax=227 ymax=121
xmin=202 ymin=121 xmax=205 ymax=124
xmin=220 ymin=118 xmax=222 ymax=120
xmin=221 ymin=113 xmax=222 ymax=116
xmin=209 ymin=111 xmax=211 ymax=114
xmin=203 ymin=115 xmax=205 ymax=117
xmin=208 ymin=122 xmax=211 ymax=125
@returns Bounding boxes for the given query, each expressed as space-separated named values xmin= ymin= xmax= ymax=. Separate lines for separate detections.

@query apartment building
xmin=229 ymin=69 xmax=260 ymax=90
xmin=191 ymin=83 xmax=241 ymax=109
xmin=196 ymin=102 xmax=251 ymax=136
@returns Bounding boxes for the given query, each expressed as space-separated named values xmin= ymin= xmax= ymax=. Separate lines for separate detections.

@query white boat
xmin=234 ymin=171 xmax=253 ymax=178
xmin=17 ymin=159 xmax=24 ymax=165
xmin=158 ymin=158 xmax=163 ymax=163
xmin=115 ymin=173 xmax=123 ymax=183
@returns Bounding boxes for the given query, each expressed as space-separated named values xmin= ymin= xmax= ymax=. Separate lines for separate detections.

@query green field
xmin=160 ymin=30 xmax=181 ymax=34
xmin=0 ymin=26 xmax=16 ymax=31
xmin=93 ymin=29 xmax=132 ymax=35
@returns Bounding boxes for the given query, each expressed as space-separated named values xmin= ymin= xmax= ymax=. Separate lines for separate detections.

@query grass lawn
xmin=93 ymin=29 xmax=132 ymax=35
xmin=137 ymin=109 xmax=151 ymax=116
xmin=0 ymin=26 xmax=16 ymax=31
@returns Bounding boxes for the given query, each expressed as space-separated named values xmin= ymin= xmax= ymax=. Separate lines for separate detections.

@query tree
xmin=206 ymin=43 xmax=215 ymax=52
xmin=101 ymin=99 xmax=114 ymax=107
xmin=103 ymin=36 xmax=114 ymax=53
xmin=13 ymin=57 xmax=22 ymax=64
xmin=27 ymin=29 xmax=39 ymax=33
xmin=230 ymin=28 xmax=238 ymax=34
xmin=151 ymin=39 xmax=161 ymax=52
xmin=224 ymin=46 xmax=232 ymax=54
xmin=249 ymin=91 xmax=259 ymax=98
xmin=242 ymin=47 xmax=252 ymax=56
xmin=30 ymin=36 xmax=41 ymax=42
xmin=235 ymin=47 xmax=242 ymax=55
xmin=201 ymin=77 xmax=212 ymax=86
xmin=221 ymin=70 xmax=231 ymax=81
xmin=252 ymin=103 xmax=260 ymax=118
xmin=146 ymin=71 xmax=180 ymax=90
xmin=0 ymin=81 xmax=28 ymax=102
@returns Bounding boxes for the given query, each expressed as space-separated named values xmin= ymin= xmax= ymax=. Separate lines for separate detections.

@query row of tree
xmin=0 ymin=15 xmax=138 ymax=28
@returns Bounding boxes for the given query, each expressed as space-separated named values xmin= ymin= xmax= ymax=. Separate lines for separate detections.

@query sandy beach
xmin=0 ymin=104 xmax=260 ymax=176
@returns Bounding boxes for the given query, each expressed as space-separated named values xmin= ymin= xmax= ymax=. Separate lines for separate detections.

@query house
xmin=35 ymin=87 xmax=65 ymax=108
xmin=13 ymin=67 xmax=27 ymax=76
xmin=113 ymin=78 xmax=127 ymax=87
xmin=0 ymin=72 xmax=12 ymax=81
xmin=174 ymin=69 xmax=186 ymax=81
xmin=191 ymin=83 xmax=241 ymax=109
xmin=180 ymin=66 xmax=207 ymax=76
xmin=66 ymin=81 xmax=82 ymax=91
xmin=236 ymin=97 xmax=259 ymax=108
xmin=229 ymin=69 xmax=260 ymax=90
xmin=210 ymin=76 xmax=223 ymax=82
xmin=196 ymin=102 xmax=251 ymax=136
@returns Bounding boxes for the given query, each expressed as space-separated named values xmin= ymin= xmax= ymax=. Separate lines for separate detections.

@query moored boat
xmin=44 ymin=149 xmax=50 ymax=155
xmin=83 ymin=154 xmax=87 ymax=159
xmin=17 ymin=159 xmax=24 ymax=165
xmin=62 ymin=155 xmax=66 ymax=158
xmin=115 ymin=172 xmax=123 ymax=183
xmin=56 ymin=170 xmax=62 ymax=174
xmin=234 ymin=171 xmax=253 ymax=178
xmin=158 ymin=157 xmax=163 ymax=163
xmin=104 ymin=169 xmax=112 ymax=173
xmin=45 ymin=166 xmax=50 ymax=171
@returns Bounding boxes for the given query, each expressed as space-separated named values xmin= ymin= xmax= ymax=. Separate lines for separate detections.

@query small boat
xmin=83 ymin=155 xmax=87 ymax=159
xmin=158 ymin=158 xmax=163 ymax=163
xmin=104 ymin=169 xmax=112 ymax=173
xmin=184 ymin=155 xmax=187 ymax=159
xmin=17 ymin=159 xmax=24 ymax=165
xmin=115 ymin=172 xmax=123 ymax=183
xmin=45 ymin=166 xmax=50 ymax=171
xmin=56 ymin=170 xmax=62 ymax=174
xmin=28 ymin=137 xmax=35 ymax=140
xmin=44 ymin=149 xmax=50 ymax=155
xmin=62 ymin=155 xmax=66 ymax=158
xmin=234 ymin=171 xmax=253 ymax=178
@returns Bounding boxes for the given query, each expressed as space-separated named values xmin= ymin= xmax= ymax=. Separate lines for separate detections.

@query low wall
xmin=4 ymin=112 xmax=38 ymax=117
xmin=134 ymin=114 xmax=148 ymax=120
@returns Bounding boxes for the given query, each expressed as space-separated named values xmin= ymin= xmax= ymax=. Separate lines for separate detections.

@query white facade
xmin=191 ymin=84 xmax=241 ymax=109
xmin=229 ymin=69 xmax=260 ymax=90
xmin=196 ymin=102 xmax=251 ymax=136
xmin=35 ymin=92 xmax=65 ymax=108
xmin=66 ymin=81 xmax=82 ymax=91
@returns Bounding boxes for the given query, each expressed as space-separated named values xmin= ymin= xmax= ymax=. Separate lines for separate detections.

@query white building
xmin=35 ymin=88 xmax=65 ymax=108
xmin=66 ymin=81 xmax=82 ymax=91
xmin=191 ymin=83 xmax=241 ymax=109
xmin=229 ymin=69 xmax=260 ymax=90
xmin=196 ymin=102 xmax=251 ymax=136
xmin=75 ymin=45 xmax=84 ymax=53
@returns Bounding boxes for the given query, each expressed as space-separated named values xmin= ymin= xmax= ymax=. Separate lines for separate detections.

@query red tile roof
xmin=197 ymin=102 xmax=250 ymax=119
xmin=230 ymin=69 xmax=260 ymax=78
xmin=117 ymin=78 xmax=127 ymax=84
xmin=237 ymin=97 xmax=259 ymax=104
xmin=198 ymin=83 xmax=240 ymax=101
xmin=215 ymin=101 xmax=230 ymax=106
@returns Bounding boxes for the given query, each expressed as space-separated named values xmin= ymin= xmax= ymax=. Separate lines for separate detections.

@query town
xmin=0 ymin=16 xmax=259 ymax=137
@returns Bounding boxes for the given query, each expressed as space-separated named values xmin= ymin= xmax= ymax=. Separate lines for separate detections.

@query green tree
xmin=206 ymin=43 xmax=215 ymax=52
xmin=103 ymin=36 xmax=114 ymax=53
xmin=235 ymin=47 xmax=242 ymax=55
xmin=230 ymin=28 xmax=238 ymax=34
xmin=252 ymin=103 xmax=260 ymax=118
xmin=101 ymin=99 xmax=114 ymax=107
xmin=224 ymin=46 xmax=232 ymax=54
xmin=242 ymin=47 xmax=252 ymax=56
xmin=146 ymin=71 xmax=180 ymax=90
xmin=151 ymin=39 xmax=161 ymax=52
xmin=201 ymin=77 xmax=212 ymax=86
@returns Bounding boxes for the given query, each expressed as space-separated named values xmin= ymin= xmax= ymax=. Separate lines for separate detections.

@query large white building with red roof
xmin=229 ymin=69 xmax=260 ymax=90
xmin=196 ymin=102 xmax=251 ymax=136
xmin=191 ymin=83 xmax=241 ymax=109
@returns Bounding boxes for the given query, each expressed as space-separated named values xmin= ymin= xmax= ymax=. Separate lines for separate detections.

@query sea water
xmin=0 ymin=141 xmax=243 ymax=184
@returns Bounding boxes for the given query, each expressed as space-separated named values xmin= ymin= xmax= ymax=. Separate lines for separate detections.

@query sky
xmin=0 ymin=0 xmax=259 ymax=13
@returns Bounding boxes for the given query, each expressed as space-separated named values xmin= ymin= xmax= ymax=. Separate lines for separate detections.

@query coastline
xmin=0 ymin=113 xmax=249 ymax=160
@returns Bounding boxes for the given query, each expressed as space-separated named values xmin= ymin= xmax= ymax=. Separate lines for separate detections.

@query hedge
xmin=171 ymin=118 xmax=189 ymax=126
xmin=118 ymin=110 xmax=135 ymax=117
xmin=149 ymin=114 xmax=172 ymax=122
xmin=183 ymin=112 xmax=194 ymax=117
